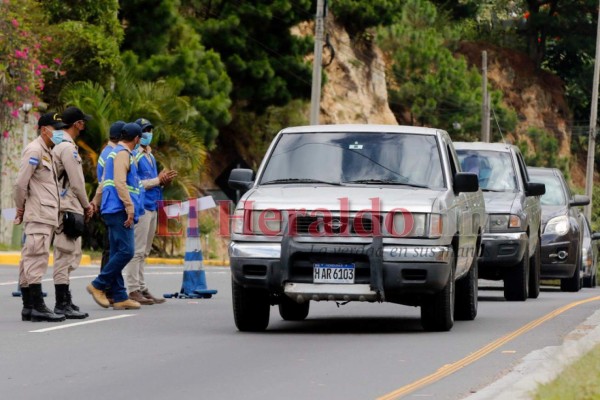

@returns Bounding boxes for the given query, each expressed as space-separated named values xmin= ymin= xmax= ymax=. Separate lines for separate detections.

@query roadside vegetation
xmin=534 ymin=342 xmax=600 ymax=399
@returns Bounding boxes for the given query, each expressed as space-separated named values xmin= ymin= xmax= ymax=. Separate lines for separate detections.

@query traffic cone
xmin=164 ymin=200 xmax=217 ymax=299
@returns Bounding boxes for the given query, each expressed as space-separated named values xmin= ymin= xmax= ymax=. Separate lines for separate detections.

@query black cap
xmin=121 ymin=122 xmax=142 ymax=140
xmin=135 ymin=117 xmax=153 ymax=131
xmin=38 ymin=112 xmax=68 ymax=129
xmin=109 ymin=121 xmax=126 ymax=140
xmin=61 ymin=106 xmax=92 ymax=125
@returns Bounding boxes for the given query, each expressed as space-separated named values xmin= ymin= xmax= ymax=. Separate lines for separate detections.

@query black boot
xmin=66 ymin=286 xmax=87 ymax=316
xmin=21 ymin=286 xmax=32 ymax=321
xmin=54 ymin=284 xmax=88 ymax=319
xmin=30 ymin=284 xmax=65 ymax=322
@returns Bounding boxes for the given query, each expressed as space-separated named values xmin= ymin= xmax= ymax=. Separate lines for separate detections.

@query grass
xmin=533 ymin=343 xmax=600 ymax=400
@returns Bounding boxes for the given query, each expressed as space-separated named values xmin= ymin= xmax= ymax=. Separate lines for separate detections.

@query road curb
xmin=465 ymin=307 xmax=600 ymax=400
xmin=0 ymin=252 xmax=229 ymax=267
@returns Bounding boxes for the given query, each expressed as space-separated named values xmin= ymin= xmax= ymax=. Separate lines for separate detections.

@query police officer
xmin=125 ymin=118 xmax=176 ymax=305
xmin=14 ymin=112 xmax=67 ymax=322
xmin=87 ymin=123 xmax=145 ymax=310
xmin=51 ymin=106 xmax=94 ymax=319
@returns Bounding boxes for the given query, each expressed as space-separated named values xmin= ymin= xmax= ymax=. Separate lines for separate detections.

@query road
xmin=1 ymin=264 xmax=599 ymax=400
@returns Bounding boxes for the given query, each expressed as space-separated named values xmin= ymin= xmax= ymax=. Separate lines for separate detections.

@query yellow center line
xmin=377 ymin=295 xmax=600 ymax=400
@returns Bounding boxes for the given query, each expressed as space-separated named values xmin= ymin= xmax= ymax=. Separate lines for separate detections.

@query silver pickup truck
xmin=228 ymin=125 xmax=485 ymax=332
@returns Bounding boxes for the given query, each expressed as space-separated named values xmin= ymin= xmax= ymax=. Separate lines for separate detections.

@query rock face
xmin=319 ymin=21 xmax=397 ymax=125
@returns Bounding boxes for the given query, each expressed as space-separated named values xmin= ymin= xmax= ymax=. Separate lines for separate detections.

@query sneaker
xmin=129 ymin=290 xmax=154 ymax=305
xmin=86 ymin=284 xmax=109 ymax=308
xmin=142 ymin=289 xmax=166 ymax=304
xmin=113 ymin=299 xmax=141 ymax=310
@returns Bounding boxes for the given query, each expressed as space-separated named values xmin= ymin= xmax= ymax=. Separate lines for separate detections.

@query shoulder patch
xmin=73 ymin=151 xmax=79 ymax=159
xmin=28 ymin=157 xmax=39 ymax=166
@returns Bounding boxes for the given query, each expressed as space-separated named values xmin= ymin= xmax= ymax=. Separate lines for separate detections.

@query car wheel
xmin=232 ymin=279 xmax=270 ymax=332
xmin=593 ymin=272 xmax=597 ymax=288
xmin=278 ymin=296 xmax=310 ymax=321
xmin=561 ymin=254 xmax=582 ymax=293
xmin=583 ymin=276 xmax=592 ymax=288
xmin=455 ymin=257 xmax=478 ymax=321
xmin=421 ymin=258 xmax=455 ymax=332
xmin=504 ymin=246 xmax=529 ymax=301
xmin=528 ymin=240 xmax=541 ymax=299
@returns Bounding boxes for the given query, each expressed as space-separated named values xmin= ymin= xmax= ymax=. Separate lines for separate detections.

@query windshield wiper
xmin=261 ymin=178 xmax=343 ymax=186
xmin=345 ymin=179 xmax=429 ymax=189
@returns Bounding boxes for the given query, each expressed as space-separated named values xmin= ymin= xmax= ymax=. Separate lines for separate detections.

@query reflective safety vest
xmin=100 ymin=144 xmax=144 ymax=222
xmin=136 ymin=149 xmax=162 ymax=211
xmin=97 ymin=143 xmax=115 ymax=182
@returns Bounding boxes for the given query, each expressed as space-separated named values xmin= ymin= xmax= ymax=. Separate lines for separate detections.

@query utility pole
xmin=585 ymin=2 xmax=600 ymax=221
xmin=481 ymin=51 xmax=490 ymax=142
xmin=309 ymin=0 xmax=325 ymax=125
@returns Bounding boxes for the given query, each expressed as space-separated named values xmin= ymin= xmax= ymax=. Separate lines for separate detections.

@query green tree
xmin=119 ymin=0 xmax=232 ymax=148
xmin=378 ymin=0 xmax=516 ymax=141
xmin=517 ymin=127 xmax=570 ymax=179
xmin=329 ymin=0 xmax=405 ymax=35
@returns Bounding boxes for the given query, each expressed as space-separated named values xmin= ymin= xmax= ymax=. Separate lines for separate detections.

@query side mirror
xmin=591 ymin=232 xmax=600 ymax=241
xmin=228 ymin=168 xmax=254 ymax=192
xmin=526 ymin=182 xmax=545 ymax=197
xmin=570 ymin=195 xmax=590 ymax=207
xmin=454 ymin=172 xmax=479 ymax=194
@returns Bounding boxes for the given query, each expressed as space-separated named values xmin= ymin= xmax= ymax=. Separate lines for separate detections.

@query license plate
xmin=313 ymin=263 xmax=355 ymax=284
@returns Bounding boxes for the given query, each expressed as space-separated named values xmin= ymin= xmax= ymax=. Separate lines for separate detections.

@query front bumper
xmin=478 ymin=232 xmax=527 ymax=279
xmin=540 ymin=235 xmax=578 ymax=279
xmin=229 ymin=239 xmax=453 ymax=305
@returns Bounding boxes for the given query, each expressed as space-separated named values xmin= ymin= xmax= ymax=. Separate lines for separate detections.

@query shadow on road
xmin=264 ymin=316 xmax=425 ymax=334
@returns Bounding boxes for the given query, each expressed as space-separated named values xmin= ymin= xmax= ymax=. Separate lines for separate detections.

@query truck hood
xmin=244 ymin=186 xmax=441 ymax=213
xmin=540 ymin=205 xmax=568 ymax=225
xmin=482 ymin=191 xmax=520 ymax=214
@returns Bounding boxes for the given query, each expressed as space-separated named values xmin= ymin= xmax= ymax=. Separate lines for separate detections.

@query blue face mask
xmin=51 ymin=130 xmax=64 ymax=145
xmin=134 ymin=143 xmax=140 ymax=151
xmin=140 ymin=132 xmax=153 ymax=147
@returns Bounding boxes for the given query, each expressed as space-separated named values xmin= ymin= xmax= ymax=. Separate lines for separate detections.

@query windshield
xmin=260 ymin=132 xmax=445 ymax=189
xmin=529 ymin=173 xmax=567 ymax=206
xmin=457 ymin=149 xmax=518 ymax=192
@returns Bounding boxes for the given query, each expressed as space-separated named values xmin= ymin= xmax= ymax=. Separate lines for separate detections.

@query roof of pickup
xmin=279 ymin=124 xmax=442 ymax=135
xmin=453 ymin=141 xmax=514 ymax=152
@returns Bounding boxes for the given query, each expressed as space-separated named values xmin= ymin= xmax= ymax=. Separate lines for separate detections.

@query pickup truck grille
xmin=291 ymin=215 xmax=381 ymax=236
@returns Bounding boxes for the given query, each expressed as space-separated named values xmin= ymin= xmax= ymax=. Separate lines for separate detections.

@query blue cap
xmin=121 ymin=122 xmax=142 ymax=140
xmin=109 ymin=121 xmax=126 ymax=140
xmin=135 ymin=117 xmax=153 ymax=131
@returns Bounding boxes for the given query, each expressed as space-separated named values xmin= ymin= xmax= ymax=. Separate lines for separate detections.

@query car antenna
xmin=490 ymin=104 xmax=508 ymax=145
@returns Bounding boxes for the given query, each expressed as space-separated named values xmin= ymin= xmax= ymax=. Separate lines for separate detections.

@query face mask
xmin=51 ymin=130 xmax=64 ymax=145
xmin=140 ymin=132 xmax=153 ymax=146
xmin=134 ymin=142 xmax=140 ymax=151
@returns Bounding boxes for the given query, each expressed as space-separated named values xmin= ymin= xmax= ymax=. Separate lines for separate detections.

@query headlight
xmin=489 ymin=214 xmax=521 ymax=231
xmin=232 ymin=208 xmax=282 ymax=236
xmin=387 ymin=212 xmax=442 ymax=238
xmin=545 ymin=215 xmax=569 ymax=236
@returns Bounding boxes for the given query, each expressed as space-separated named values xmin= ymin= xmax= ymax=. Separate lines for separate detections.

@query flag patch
xmin=28 ymin=157 xmax=39 ymax=166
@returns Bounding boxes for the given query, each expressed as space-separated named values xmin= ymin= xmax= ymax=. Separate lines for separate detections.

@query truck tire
xmin=232 ymin=279 xmax=270 ymax=332
xmin=278 ymin=296 xmax=310 ymax=321
xmin=528 ymin=241 xmax=541 ymax=299
xmin=504 ymin=247 xmax=529 ymax=301
xmin=561 ymin=255 xmax=582 ymax=292
xmin=455 ymin=258 xmax=478 ymax=321
xmin=421 ymin=259 xmax=455 ymax=332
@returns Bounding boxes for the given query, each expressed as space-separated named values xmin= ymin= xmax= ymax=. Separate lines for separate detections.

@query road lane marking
xmin=29 ymin=314 xmax=135 ymax=333
xmin=377 ymin=295 xmax=600 ymax=400
xmin=0 ymin=272 xmax=185 ymax=286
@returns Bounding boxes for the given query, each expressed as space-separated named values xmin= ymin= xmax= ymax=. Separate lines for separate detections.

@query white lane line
xmin=29 ymin=314 xmax=135 ymax=333
xmin=1 ymin=269 xmax=227 ymax=286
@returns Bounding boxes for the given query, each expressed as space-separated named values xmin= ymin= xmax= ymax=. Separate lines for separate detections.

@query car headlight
xmin=232 ymin=208 xmax=282 ymax=236
xmin=545 ymin=215 xmax=570 ymax=236
xmin=387 ymin=212 xmax=442 ymax=238
xmin=489 ymin=214 xmax=522 ymax=231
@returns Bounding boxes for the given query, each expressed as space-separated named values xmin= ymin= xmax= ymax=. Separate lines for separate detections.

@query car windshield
xmin=529 ymin=173 xmax=567 ymax=206
xmin=457 ymin=149 xmax=518 ymax=192
xmin=260 ymin=132 xmax=445 ymax=189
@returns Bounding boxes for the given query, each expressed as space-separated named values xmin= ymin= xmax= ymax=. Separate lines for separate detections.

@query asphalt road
xmin=1 ymin=264 xmax=599 ymax=400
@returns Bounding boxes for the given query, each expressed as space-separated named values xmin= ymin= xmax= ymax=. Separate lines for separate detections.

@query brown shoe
xmin=113 ymin=299 xmax=141 ymax=310
xmin=142 ymin=289 xmax=166 ymax=304
xmin=86 ymin=284 xmax=109 ymax=308
xmin=128 ymin=290 xmax=154 ymax=305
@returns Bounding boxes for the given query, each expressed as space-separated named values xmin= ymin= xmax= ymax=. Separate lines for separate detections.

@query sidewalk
xmin=0 ymin=252 xmax=229 ymax=267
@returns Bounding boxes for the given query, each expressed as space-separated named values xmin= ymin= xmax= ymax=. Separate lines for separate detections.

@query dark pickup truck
xmin=455 ymin=142 xmax=545 ymax=301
